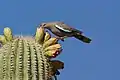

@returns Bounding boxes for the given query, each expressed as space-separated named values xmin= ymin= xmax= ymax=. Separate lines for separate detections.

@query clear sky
xmin=0 ymin=0 xmax=118 ymax=80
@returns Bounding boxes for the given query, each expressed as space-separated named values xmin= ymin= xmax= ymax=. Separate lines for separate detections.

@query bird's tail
xmin=73 ymin=32 xmax=91 ymax=43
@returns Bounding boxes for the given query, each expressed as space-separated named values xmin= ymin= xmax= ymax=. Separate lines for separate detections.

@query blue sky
xmin=0 ymin=0 xmax=118 ymax=80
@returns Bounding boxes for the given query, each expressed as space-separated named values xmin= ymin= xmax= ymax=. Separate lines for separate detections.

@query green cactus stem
xmin=0 ymin=38 xmax=53 ymax=80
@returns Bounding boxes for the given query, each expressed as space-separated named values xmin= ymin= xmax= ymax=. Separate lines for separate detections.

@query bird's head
xmin=51 ymin=60 xmax=64 ymax=69
xmin=39 ymin=22 xmax=56 ymax=29
xmin=40 ymin=23 xmax=47 ymax=28
xmin=40 ymin=22 xmax=53 ymax=29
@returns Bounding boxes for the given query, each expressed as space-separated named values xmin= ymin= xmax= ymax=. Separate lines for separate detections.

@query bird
xmin=39 ymin=21 xmax=92 ymax=43
xmin=49 ymin=60 xmax=64 ymax=80
xmin=50 ymin=60 xmax=64 ymax=76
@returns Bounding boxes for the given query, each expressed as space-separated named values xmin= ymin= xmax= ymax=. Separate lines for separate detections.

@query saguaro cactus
xmin=0 ymin=27 xmax=63 ymax=80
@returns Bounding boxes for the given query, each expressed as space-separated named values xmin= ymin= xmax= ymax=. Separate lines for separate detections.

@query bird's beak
xmin=61 ymin=66 xmax=64 ymax=69
xmin=40 ymin=25 xmax=47 ymax=28
xmin=38 ymin=25 xmax=44 ymax=28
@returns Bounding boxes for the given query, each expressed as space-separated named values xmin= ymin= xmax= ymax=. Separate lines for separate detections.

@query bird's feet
xmin=55 ymin=36 xmax=65 ymax=42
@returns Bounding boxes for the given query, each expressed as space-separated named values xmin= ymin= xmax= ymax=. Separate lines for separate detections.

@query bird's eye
xmin=39 ymin=23 xmax=46 ymax=27
xmin=40 ymin=24 xmax=42 ymax=26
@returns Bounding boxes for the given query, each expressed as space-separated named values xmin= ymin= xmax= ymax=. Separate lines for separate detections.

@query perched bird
xmin=50 ymin=60 xmax=64 ymax=76
xmin=39 ymin=21 xmax=91 ymax=43
xmin=49 ymin=60 xmax=64 ymax=80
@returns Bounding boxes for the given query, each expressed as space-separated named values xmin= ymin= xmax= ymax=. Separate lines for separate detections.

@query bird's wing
xmin=55 ymin=22 xmax=83 ymax=34
xmin=54 ymin=22 xmax=76 ymax=32
xmin=54 ymin=24 xmax=72 ymax=33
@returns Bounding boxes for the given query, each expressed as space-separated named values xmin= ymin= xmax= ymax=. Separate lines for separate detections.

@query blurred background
xmin=0 ymin=0 xmax=118 ymax=80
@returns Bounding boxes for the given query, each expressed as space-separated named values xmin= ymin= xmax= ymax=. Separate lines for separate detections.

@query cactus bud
xmin=35 ymin=27 xmax=45 ymax=44
xmin=43 ymin=38 xmax=58 ymax=49
xmin=0 ymin=35 xmax=7 ymax=45
xmin=3 ymin=27 xmax=13 ymax=42
xmin=44 ymin=32 xmax=51 ymax=42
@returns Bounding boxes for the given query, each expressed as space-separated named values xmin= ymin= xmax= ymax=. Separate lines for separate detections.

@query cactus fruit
xmin=0 ymin=27 xmax=64 ymax=80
